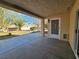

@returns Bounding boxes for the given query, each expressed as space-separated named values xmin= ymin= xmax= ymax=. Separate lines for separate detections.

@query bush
xmin=30 ymin=27 xmax=36 ymax=31
xmin=9 ymin=33 xmax=11 ymax=36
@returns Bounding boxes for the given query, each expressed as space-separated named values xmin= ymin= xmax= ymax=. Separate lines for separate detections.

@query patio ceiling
xmin=0 ymin=0 xmax=75 ymax=18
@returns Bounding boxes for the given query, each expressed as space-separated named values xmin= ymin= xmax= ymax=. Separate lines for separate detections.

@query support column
xmin=41 ymin=19 xmax=45 ymax=36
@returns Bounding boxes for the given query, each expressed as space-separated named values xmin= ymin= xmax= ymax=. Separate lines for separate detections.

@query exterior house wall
xmin=48 ymin=12 xmax=70 ymax=41
xmin=69 ymin=0 xmax=79 ymax=49
xmin=69 ymin=0 xmax=79 ymax=58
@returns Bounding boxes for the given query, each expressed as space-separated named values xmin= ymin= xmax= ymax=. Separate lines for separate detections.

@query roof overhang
xmin=0 ymin=0 xmax=76 ymax=19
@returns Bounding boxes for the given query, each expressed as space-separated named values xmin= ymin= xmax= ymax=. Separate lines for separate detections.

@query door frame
xmin=48 ymin=18 xmax=61 ymax=39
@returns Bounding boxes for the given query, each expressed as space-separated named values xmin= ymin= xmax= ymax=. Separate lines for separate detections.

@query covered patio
xmin=0 ymin=0 xmax=79 ymax=59
xmin=0 ymin=32 xmax=75 ymax=59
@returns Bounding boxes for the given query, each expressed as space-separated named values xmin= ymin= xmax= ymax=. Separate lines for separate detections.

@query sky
xmin=3 ymin=7 xmax=41 ymax=25
xmin=16 ymin=13 xmax=40 ymax=25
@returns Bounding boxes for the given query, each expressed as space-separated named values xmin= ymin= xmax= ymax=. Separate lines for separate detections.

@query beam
xmin=0 ymin=0 xmax=44 ymax=19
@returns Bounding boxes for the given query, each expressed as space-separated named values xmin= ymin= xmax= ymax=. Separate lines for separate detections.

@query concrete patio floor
xmin=0 ymin=33 xmax=76 ymax=59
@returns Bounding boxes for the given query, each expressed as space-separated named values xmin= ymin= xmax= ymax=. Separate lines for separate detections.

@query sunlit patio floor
xmin=0 ymin=32 xmax=75 ymax=59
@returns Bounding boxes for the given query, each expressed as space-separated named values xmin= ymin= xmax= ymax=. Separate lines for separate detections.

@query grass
xmin=11 ymin=31 xmax=31 ymax=35
xmin=0 ymin=31 xmax=32 ymax=40
xmin=0 ymin=31 xmax=31 ymax=36
xmin=0 ymin=30 xmax=38 ymax=40
xmin=0 ymin=32 xmax=9 ymax=36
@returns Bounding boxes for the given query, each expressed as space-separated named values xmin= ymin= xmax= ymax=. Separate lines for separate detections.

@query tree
xmin=0 ymin=7 xmax=5 ymax=28
xmin=0 ymin=7 xmax=11 ymax=28
xmin=0 ymin=7 xmax=25 ymax=31
xmin=3 ymin=18 xmax=10 ymax=29
xmin=30 ymin=27 xmax=36 ymax=31
xmin=13 ymin=18 xmax=25 ymax=30
xmin=0 ymin=8 xmax=11 ymax=30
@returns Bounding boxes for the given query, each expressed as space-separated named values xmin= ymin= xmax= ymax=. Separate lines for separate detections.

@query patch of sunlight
xmin=0 ymin=32 xmax=9 ymax=36
xmin=0 ymin=31 xmax=31 ymax=36
xmin=11 ymin=31 xmax=31 ymax=35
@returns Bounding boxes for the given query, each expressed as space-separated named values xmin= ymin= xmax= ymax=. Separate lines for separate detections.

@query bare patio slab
xmin=0 ymin=33 xmax=75 ymax=59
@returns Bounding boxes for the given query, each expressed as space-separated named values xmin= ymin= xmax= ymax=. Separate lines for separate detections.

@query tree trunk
xmin=19 ymin=27 xmax=21 ymax=31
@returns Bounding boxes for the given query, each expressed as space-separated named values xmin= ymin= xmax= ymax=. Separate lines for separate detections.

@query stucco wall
xmin=69 ymin=0 xmax=79 ymax=58
xmin=48 ymin=12 xmax=70 ymax=41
